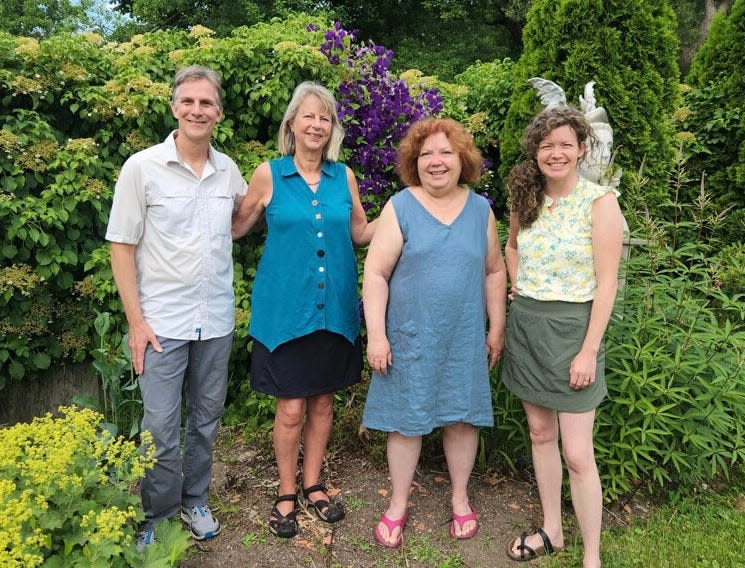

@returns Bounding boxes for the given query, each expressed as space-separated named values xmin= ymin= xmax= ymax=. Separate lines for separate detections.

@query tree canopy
xmin=0 ymin=0 xmax=94 ymax=37
xmin=683 ymin=0 xmax=745 ymax=241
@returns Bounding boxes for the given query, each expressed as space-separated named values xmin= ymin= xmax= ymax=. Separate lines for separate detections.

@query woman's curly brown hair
xmin=507 ymin=106 xmax=596 ymax=229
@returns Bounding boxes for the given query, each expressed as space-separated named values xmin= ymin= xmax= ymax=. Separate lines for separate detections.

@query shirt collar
xmin=277 ymin=154 xmax=334 ymax=179
xmin=164 ymin=130 xmax=226 ymax=171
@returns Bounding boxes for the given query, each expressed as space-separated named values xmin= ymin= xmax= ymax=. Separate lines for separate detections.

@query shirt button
xmin=312 ymin=199 xmax=319 ymax=207
xmin=317 ymin=250 xmax=325 ymax=257
xmin=315 ymin=213 xmax=322 ymax=220
xmin=317 ymin=231 xmax=323 ymax=238
xmin=319 ymin=266 xmax=325 ymax=272
xmin=317 ymin=303 xmax=324 ymax=310
xmin=318 ymin=282 xmax=325 ymax=289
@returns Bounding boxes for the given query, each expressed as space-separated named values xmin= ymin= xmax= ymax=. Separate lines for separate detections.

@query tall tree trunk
xmin=681 ymin=0 xmax=732 ymax=74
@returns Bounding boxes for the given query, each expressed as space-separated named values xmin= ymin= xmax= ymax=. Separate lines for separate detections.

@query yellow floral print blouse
xmin=516 ymin=178 xmax=618 ymax=302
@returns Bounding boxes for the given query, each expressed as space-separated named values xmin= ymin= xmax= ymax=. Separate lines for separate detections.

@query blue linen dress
xmin=362 ymin=188 xmax=494 ymax=436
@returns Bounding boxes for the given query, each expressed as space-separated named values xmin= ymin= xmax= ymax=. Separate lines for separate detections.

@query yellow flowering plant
xmin=0 ymin=406 xmax=189 ymax=567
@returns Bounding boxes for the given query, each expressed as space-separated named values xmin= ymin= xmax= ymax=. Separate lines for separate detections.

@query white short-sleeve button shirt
xmin=106 ymin=131 xmax=247 ymax=340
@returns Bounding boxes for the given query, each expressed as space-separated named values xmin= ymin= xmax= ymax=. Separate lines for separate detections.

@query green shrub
xmin=499 ymin=0 xmax=680 ymax=218
xmin=599 ymin=237 xmax=745 ymax=501
xmin=683 ymin=0 xmax=745 ymax=244
xmin=0 ymin=406 xmax=190 ymax=567
xmin=713 ymin=243 xmax=745 ymax=299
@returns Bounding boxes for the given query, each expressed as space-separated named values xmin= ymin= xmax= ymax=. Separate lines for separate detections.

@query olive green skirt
xmin=501 ymin=295 xmax=606 ymax=413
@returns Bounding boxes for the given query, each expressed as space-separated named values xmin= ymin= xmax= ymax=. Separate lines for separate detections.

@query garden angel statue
xmin=528 ymin=77 xmax=621 ymax=188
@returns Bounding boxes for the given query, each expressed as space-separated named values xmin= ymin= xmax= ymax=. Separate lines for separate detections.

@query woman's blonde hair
xmin=277 ymin=82 xmax=345 ymax=161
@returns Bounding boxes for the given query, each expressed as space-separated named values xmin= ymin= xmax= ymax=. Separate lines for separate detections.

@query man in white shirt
xmin=106 ymin=65 xmax=246 ymax=549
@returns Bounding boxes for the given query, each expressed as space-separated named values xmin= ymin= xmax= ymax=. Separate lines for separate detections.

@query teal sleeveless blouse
xmin=249 ymin=156 xmax=360 ymax=351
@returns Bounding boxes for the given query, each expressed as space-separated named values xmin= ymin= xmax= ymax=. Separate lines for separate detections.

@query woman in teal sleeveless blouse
xmin=232 ymin=82 xmax=377 ymax=538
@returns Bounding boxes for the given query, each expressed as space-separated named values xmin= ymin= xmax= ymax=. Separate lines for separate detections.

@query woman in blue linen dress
xmin=362 ymin=118 xmax=506 ymax=548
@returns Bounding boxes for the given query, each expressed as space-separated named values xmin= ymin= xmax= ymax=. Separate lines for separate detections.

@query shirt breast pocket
xmin=147 ymin=190 xmax=195 ymax=239
xmin=208 ymin=190 xmax=235 ymax=237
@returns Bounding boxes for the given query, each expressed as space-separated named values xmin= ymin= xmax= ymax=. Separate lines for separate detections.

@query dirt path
xmin=179 ymin=431 xmax=633 ymax=568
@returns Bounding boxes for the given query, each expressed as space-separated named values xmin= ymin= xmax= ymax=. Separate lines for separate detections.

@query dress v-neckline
xmin=406 ymin=187 xmax=470 ymax=227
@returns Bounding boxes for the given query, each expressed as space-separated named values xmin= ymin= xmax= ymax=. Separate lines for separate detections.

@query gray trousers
xmin=138 ymin=333 xmax=233 ymax=527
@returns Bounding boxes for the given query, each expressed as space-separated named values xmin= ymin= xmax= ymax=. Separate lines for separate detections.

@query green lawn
xmin=543 ymin=484 xmax=745 ymax=567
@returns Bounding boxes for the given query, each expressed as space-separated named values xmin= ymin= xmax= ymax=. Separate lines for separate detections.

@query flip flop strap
xmin=450 ymin=505 xmax=478 ymax=527
xmin=379 ymin=511 xmax=407 ymax=531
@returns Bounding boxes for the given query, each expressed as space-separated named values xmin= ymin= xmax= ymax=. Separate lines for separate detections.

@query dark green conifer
xmin=499 ymin=0 xmax=680 ymax=216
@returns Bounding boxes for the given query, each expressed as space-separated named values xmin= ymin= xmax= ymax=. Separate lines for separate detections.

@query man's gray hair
xmin=172 ymin=65 xmax=223 ymax=110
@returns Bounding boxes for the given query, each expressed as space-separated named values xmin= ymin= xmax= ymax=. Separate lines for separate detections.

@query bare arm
xmin=362 ymin=200 xmax=402 ymax=375
xmin=348 ymin=166 xmax=378 ymax=246
xmin=504 ymin=213 xmax=520 ymax=299
xmin=569 ymin=192 xmax=624 ymax=389
xmin=485 ymin=209 xmax=507 ymax=369
xmin=110 ymin=242 xmax=162 ymax=375
xmin=232 ymin=162 xmax=272 ymax=240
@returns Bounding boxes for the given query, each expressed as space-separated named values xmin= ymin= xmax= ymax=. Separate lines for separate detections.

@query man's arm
xmin=110 ymin=242 xmax=162 ymax=374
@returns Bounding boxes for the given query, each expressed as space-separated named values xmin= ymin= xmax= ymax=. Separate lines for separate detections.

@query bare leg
xmin=376 ymin=432 xmax=421 ymax=545
xmin=510 ymin=401 xmax=565 ymax=555
xmin=301 ymin=393 xmax=334 ymax=503
xmin=560 ymin=410 xmax=601 ymax=568
xmin=443 ymin=422 xmax=478 ymax=537
xmin=273 ymin=397 xmax=306 ymax=517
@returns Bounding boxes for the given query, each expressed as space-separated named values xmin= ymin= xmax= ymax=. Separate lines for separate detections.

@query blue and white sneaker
xmin=180 ymin=505 xmax=221 ymax=540
xmin=136 ymin=526 xmax=156 ymax=553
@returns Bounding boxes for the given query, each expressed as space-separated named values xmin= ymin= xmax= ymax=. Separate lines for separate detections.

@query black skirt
xmin=250 ymin=330 xmax=362 ymax=398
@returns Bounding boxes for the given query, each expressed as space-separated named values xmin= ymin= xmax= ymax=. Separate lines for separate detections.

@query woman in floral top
xmin=501 ymin=107 xmax=624 ymax=568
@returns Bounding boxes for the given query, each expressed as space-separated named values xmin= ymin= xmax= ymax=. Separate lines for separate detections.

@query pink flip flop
xmin=374 ymin=510 xmax=408 ymax=548
xmin=450 ymin=503 xmax=479 ymax=540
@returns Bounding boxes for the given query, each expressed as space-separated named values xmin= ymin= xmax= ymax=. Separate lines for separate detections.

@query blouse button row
xmin=313 ymin=198 xmax=325 ymax=308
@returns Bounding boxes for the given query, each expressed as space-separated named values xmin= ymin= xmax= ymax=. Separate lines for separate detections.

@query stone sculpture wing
xmin=527 ymin=77 xmax=566 ymax=109
xmin=579 ymin=81 xmax=597 ymax=114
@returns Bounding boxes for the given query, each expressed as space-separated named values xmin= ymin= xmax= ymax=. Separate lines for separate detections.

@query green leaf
xmin=1 ymin=244 xmax=17 ymax=258
xmin=9 ymin=360 xmax=25 ymax=380
xmin=36 ymin=249 xmax=53 ymax=265
xmin=72 ymin=395 xmax=100 ymax=410
xmin=2 ymin=176 xmax=17 ymax=191
xmin=94 ymin=312 xmax=111 ymax=337
xmin=32 ymin=352 xmax=51 ymax=369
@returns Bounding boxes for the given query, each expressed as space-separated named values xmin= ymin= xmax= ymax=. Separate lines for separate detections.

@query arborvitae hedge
xmin=685 ymin=0 xmax=745 ymax=243
xmin=498 ymin=0 xmax=680 ymax=223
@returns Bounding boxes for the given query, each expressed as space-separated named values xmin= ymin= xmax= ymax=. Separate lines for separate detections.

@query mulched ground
xmin=178 ymin=429 xmax=641 ymax=568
